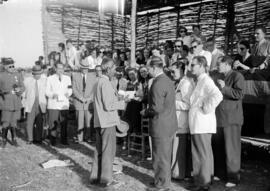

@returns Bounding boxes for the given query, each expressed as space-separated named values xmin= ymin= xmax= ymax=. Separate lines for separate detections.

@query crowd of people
xmin=0 ymin=24 xmax=270 ymax=191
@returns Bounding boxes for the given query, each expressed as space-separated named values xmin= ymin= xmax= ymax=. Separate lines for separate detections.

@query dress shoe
xmin=146 ymin=187 xmax=171 ymax=191
xmin=89 ymin=179 xmax=100 ymax=185
xmin=12 ymin=139 xmax=19 ymax=147
xmin=1 ymin=140 xmax=7 ymax=148
xmin=26 ymin=141 xmax=33 ymax=145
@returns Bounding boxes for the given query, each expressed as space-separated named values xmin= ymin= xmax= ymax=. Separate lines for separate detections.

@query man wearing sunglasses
xmin=190 ymin=38 xmax=212 ymax=70
xmin=0 ymin=58 xmax=25 ymax=148
xmin=172 ymin=40 xmax=183 ymax=63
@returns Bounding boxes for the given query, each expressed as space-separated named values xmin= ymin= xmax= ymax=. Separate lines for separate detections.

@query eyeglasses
xmin=175 ymin=45 xmax=182 ymax=48
xmin=180 ymin=30 xmax=186 ymax=33
xmin=239 ymin=47 xmax=246 ymax=51
xmin=191 ymin=45 xmax=197 ymax=49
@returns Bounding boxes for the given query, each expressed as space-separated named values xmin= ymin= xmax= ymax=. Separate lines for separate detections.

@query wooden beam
xmin=130 ymin=0 xmax=137 ymax=67
xmin=111 ymin=14 xmax=114 ymax=51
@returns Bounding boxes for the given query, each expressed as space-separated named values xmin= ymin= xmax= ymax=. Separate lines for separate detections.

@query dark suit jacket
xmin=215 ymin=70 xmax=245 ymax=127
xmin=145 ymin=73 xmax=178 ymax=138
xmin=72 ymin=72 xmax=96 ymax=110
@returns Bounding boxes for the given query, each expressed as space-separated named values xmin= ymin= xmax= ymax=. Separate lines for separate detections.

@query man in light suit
xmin=90 ymin=57 xmax=126 ymax=188
xmin=46 ymin=62 xmax=72 ymax=145
xmin=213 ymin=56 xmax=245 ymax=188
xmin=188 ymin=56 xmax=223 ymax=191
xmin=24 ymin=65 xmax=47 ymax=144
xmin=142 ymin=56 xmax=178 ymax=191
xmin=72 ymin=60 xmax=96 ymax=143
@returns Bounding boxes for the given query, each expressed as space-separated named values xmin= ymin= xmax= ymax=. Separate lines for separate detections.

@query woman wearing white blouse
xmin=170 ymin=61 xmax=194 ymax=180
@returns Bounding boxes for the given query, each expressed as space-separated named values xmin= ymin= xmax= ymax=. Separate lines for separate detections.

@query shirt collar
xmin=197 ymin=73 xmax=207 ymax=81
xmin=155 ymin=71 xmax=164 ymax=78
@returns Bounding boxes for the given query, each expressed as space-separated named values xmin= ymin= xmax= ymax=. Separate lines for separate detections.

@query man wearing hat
xmin=0 ymin=58 xmax=25 ymax=148
xmin=24 ymin=65 xmax=47 ymax=144
xmin=72 ymin=59 xmax=96 ymax=143
xmin=141 ymin=56 xmax=178 ymax=191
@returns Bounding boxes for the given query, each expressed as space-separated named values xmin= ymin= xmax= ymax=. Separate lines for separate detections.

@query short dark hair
xmin=58 ymin=43 xmax=65 ymax=51
xmin=178 ymin=26 xmax=188 ymax=34
xmin=172 ymin=61 xmax=186 ymax=73
xmin=182 ymin=45 xmax=189 ymax=53
xmin=218 ymin=55 xmax=233 ymax=67
xmin=149 ymin=56 xmax=163 ymax=68
xmin=256 ymin=26 xmax=267 ymax=34
xmin=66 ymin=39 xmax=72 ymax=44
xmin=192 ymin=24 xmax=200 ymax=30
xmin=238 ymin=40 xmax=250 ymax=50
xmin=206 ymin=36 xmax=216 ymax=43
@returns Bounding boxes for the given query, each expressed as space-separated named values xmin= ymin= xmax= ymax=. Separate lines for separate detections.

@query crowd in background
xmin=0 ymin=24 xmax=270 ymax=191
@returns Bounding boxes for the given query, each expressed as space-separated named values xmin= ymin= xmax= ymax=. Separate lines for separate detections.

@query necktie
xmin=83 ymin=75 xmax=86 ymax=92
xmin=59 ymin=75 xmax=62 ymax=82
xmin=35 ymin=80 xmax=39 ymax=101
xmin=117 ymin=79 xmax=120 ymax=91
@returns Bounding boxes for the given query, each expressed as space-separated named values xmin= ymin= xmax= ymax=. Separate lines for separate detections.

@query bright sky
xmin=0 ymin=0 xmax=43 ymax=68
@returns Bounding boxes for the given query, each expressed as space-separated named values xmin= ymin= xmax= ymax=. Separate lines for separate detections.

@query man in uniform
xmin=0 ymin=58 xmax=25 ymax=148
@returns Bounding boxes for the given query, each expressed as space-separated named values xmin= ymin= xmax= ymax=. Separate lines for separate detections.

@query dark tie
xmin=117 ymin=79 xmax=120 ymax=91
xmin=83 ymin=75 xmax=86 ymax=92
xmin=35 ymin=80 xmax=39 ymax=101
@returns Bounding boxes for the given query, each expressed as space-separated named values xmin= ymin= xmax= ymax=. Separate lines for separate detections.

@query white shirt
xmin=66 ymin=46 xmax=78 ymax=68
xmin=87 ymin=56 xmax=98 ymax=69
xmin=199 ymin=50 xmax=212 ymax=68
xmin=46 ymin=74 xmax=72 ymax=110
xmin=189 ymin=73 xmax=223 ymax=134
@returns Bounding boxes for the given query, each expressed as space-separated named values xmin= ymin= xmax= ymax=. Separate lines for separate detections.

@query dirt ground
xmin=0 ymin=125 xmax=270 ymax=191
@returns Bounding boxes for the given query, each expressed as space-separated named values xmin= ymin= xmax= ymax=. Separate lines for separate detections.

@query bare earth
xmin=0 ymin=127 xmax=270 ymax=191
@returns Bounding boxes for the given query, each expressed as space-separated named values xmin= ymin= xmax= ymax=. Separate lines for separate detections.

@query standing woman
xmin=124 ymin=68 xmax=142 ymax=147
xmin=170 ymin=61 xmax=194 ymax=180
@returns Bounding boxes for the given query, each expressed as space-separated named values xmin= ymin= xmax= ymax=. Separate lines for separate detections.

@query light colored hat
xmin=32 ymin=65 xmax=43 ymax=75
xmin=79 ymin=59 xmax=90 ymax=69
xmin=116 ymin=120 xmax=129 ymax=137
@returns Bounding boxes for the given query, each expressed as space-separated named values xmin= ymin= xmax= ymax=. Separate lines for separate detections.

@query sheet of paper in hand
xmin=118 ymin=90 xmax=136 ymax=99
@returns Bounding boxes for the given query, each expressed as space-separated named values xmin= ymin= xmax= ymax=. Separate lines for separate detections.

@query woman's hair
xmin=58 ymin=43 xmax=65 ymax=51
xmin=218 ymin=55 xmax=234 ymax=67
xmin=238 ymin=40 xmax=250 ymax=50
xmin=178 ymin=26 xmax=188 ymax=34
xmin=172 ymin=60 xmax=186 ymax=73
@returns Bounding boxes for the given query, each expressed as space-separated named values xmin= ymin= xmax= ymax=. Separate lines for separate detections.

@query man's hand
xmin=217 ymin=79 xmax=225 ymax=89
xmin=233 ymin=60 xmax=240 ymax=69
xmin=140 ymin=109 xmax=145 ymax=116
xmin=53 ymin=94 xmax=58 ymax=99
xmin=124 ymin=95 xmax=131 ymax=103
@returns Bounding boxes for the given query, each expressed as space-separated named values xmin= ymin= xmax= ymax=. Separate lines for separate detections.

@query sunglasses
xmin=175 ymin=45 xmax=182 ymax=48
xmin=191 ymin=45 xmax=197 ymax=49
xmin=191 ymin=64 xmax=199 ymax=67
xmin=8 ymin=65 xmax=15 ymax=69
xmin=239 ymin=47 xmax=246 ymax=51
xmin=180 ymin=30 xmax=186 ymax=33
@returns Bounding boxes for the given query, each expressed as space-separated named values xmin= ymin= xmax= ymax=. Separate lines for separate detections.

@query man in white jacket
xmin=24 ymin=65 xmax=47 ymax=144
xmin=46 ymin=63 xmax=72 ymax=145
xmin=188 ymin=56 xmax=223 ymax=191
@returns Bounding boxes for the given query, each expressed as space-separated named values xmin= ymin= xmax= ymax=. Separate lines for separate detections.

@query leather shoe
xmin=12 ymin=139 xmax=19 ymax=147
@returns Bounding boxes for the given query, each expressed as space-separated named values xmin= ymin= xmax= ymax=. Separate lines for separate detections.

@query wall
xmin=0 ymin=0 xmax=43 ymax=68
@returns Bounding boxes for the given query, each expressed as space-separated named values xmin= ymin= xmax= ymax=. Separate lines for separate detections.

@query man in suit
xmin=90 ymin=57 xmax=127 ymax=188
xmin=46 ymin=62 xmax=72 ymax=145
xmin=141 ymin=56 xmax=178 ymax=191
xmin=111 ymin=67 xmax=128 ymax=91
xmin=24 ymin=65 xmax=47 ymax=144
xmin=213 ymin=56 xmax=245 ymax=188
xmin=0 ymin=58 xmax=25 ymax=148
xmin=72 ymin=60 xmax=96 ymax=143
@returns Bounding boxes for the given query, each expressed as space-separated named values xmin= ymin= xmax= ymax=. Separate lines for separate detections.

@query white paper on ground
xmin=41 ymin=159 xmax=73 ymax=169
